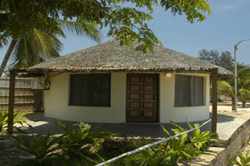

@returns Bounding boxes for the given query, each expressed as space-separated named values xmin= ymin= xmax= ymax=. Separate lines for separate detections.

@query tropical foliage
xmin=0 ymin=111 xmax=29 ymax=133
xmin=12 ymin=119 xmax=213 ymax=166
xmin=0 ymin=0 xmax=212 ymax=76
xmin=161 ymin=125 xmax=202 ymax=165
xmin=0 ymin=1 xmax=101 ymax=76
xmin=218 ymin=64 xmax=250 ymax=109
xmin=56 ymin=121 xmax=113 ymax=164
xmin=13 ymin=121 xmax=113 ymax=166
xmin=12 ymin=134 xmax=59 ymax=165
xmin=113 ymin=120 xmax=213 ymax=166
xmin=229 ymin=151 xmax=250 ymax=166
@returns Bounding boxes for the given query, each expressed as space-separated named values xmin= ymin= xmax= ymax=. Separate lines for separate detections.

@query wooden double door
xmin=126 ymin=74 xmax=159 ymax=122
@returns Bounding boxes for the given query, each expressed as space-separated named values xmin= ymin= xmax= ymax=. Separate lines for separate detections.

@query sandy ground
xmin=17 ymin=103 xmax=250 ymax=140
xmin=214 ymin=104 xmax=250 ymax=120
xmin=210 ymin=103 xmax=250 ymax=140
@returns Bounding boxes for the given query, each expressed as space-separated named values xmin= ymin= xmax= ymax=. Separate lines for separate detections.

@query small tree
xmin=239 ymin=89 xmax=250 ymax=107
xmin=0 ymin=0 xmax=212 ymax=76
xmin=218 ymin=64 xmax=250 ymax=110
xmin=198 ymin=49 xmax=234 ymax=71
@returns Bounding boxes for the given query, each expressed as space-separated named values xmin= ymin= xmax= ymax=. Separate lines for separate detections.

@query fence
xmin=0 ymin=78 xmax=43 ymax=112
xmin=95 ymin=119 xmax=211 ymax=166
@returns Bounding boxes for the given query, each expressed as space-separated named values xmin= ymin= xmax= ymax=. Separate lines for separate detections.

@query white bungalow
xmin=8 ymin=40 xmax=232 ymax=133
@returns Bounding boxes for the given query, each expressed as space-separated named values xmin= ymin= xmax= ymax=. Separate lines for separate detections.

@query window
xmin=69 ymin=74 xmax=111 ymax=107
xmin=175 ymin=75 xmax=204 ymax=107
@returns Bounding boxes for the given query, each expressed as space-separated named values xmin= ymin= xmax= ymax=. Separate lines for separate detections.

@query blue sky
xmin=1 ymin=0 xmax=250 ymax=64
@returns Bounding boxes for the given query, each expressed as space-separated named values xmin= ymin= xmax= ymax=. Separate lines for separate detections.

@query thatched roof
xmin=26 ymin=40 xmax=232 ymax=76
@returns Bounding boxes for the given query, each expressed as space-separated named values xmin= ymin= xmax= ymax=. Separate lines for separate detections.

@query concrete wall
xmin=44 ymin=72 xmax=210 ymax=123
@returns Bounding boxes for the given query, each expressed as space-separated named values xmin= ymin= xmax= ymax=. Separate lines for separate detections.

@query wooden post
xmin=7 ymin=71 xmax=16 ymax=134
xmin=211 ymin=69 xmax=218 ymax=135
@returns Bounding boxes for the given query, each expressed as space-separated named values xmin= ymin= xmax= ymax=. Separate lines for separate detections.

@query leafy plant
xmin=0 ymin=111 xmax=30 ymax=133
xmin=229 ymin=151 xmax=250 ymax=166
xmin=123 ymin=120 xmax=213 ymax=166
xmin=11 ymin=119 xmax=213 ymax=166
xmin=12 ymin=134 xmax=59 ymax=165
xmin=56 ymin=121 xmax=113 ymax=164
xmin=162 ymin=125 xmax=202 ymax=165
xmin=119 ymin=121 xmax=211 ymax=166
xmin=124 ymin=148 xmax=168 ymax=166
xmin=186 ymin=120 xmax=213 ymax=150
xmin=100 ymin=137 xmax=153 ymax=161
xmin=0 ymin=111 xmax=8 ymax=132
xmin=169 ymin=120 xmax=213 ymax=150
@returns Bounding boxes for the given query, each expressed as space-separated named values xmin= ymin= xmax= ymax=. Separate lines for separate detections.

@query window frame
xmin=69 ymin=73 xmax=111 ymax=107
xmin=174 ymin=75 xmax=205 ymax=107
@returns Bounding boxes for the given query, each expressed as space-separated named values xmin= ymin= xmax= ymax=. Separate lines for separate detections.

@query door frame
xmin=126 ymin=73 xmax=159 ymax=123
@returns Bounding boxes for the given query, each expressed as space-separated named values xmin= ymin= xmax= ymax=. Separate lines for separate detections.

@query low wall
xmin=180 ymin=119 xmax=250 ymax=166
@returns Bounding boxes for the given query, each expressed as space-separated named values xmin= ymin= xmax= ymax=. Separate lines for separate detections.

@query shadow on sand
xmin=209 ymin=112 xmax=236 ymax=123
xmin=24 ymin=112 xmax=212 ymax=138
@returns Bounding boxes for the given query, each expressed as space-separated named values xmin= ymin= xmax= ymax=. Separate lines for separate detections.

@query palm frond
xmin=239 ymin=68 xmax=250 ymax=80
xmin=10 ymin=38 xmax=30 ymax=68
xmin=0 ymin=31 xmax=10 ymax=48
xmin=239 ymin=89 xmax=250 ymax=101
xmin=32 ymin=29 xmax=62 ymax=60
xmin=9 ymin=29 xmax=62 ymax=68
xmin=218 ymin=81 xmax=234 ymax=97
xmin=57 ymin=19 xmax=101 ymax=43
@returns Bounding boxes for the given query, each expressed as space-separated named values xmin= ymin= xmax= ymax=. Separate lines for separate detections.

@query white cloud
xmin=212 ymin=0 xmax=250 ymax=13
xmin=220 ymin=5 xmax=238 ymax=11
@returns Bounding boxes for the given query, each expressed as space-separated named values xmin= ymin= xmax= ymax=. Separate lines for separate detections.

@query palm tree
xmin=0 ymin=2 xmax=100 ymax=76
xmin=239 ymin=89 xmax=250 ymax=107
xmin=218 ymin=64 xmax=250 ymax=110
xmin=8 ymin=20 xmax=100 ymax=70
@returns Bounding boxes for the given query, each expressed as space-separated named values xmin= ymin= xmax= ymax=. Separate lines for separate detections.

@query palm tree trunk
xmin=0 ymin=39 xmax=17 ymax=77
xmin=232 ymin=97 xmax=236 ymax=110
xmin=242 ymin=101 xmax=246 ymax=108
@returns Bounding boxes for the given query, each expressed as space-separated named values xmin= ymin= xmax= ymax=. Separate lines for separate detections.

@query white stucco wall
xmin=44 ymin=73 xmax=127 ymax=123
xmin=159 ymin=73 xmax=210 ymax=123
xmin=44 ymin=72 xmax=210 ymax=123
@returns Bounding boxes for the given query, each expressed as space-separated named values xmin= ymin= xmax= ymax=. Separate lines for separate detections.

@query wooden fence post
xmin=211 ymin=69 xmax=218 ymax=135
xmin=7 ymin=71 xmax=16 ymax=134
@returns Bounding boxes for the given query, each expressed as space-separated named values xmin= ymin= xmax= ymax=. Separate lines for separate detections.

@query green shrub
xmin=169 ymin=120 xmax=213 ymax=150
xmin=12 ymin=119 xmax=213 ymax=166
xmin=12 ymin=134 xmax=59 ymax=165
xmin=0 ymin=111 xmax=8 ymax=132
xmin=186 ymin=120 xmax=213 ymax=150
xmin=99 ymin=138 xmax=149 ymax=160
xmin=0 ymin=111 xmax=30 ymax=133
xmin=228 ymin=151 xmax=250 ymax=166
xmin=56 ymin=121 xmax=113 ymax=165
xmin=123 ymin=147 xmax=168 ymax=166
xmin=162 ymin=125 xmax=203 ymax=165
xmin=12 ymin=121 xmax=113 ymax=166
xmin=117 ymin=120 xmax=213 ymax=166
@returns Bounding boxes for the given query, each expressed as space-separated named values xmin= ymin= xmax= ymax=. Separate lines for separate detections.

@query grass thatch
xmin=27 ymin=40 xmax=232 ymax=76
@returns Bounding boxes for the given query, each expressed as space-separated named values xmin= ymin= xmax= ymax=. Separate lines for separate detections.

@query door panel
xmin=126 ymin=74 xmax=159 ymax=122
